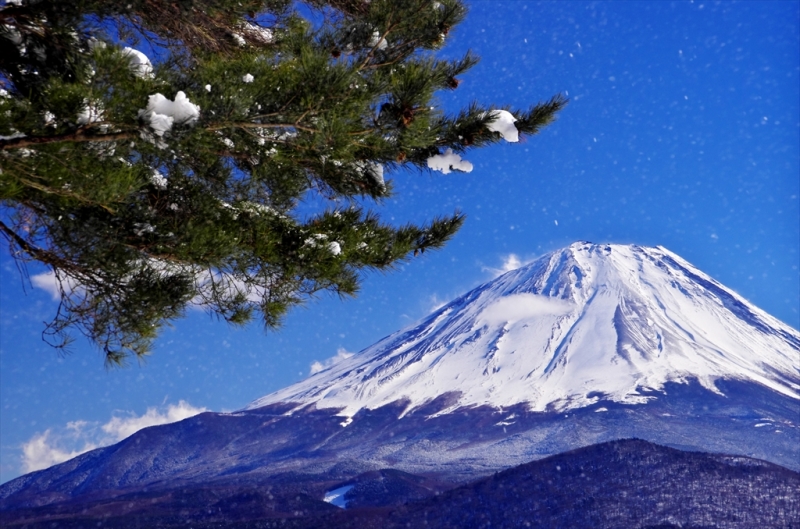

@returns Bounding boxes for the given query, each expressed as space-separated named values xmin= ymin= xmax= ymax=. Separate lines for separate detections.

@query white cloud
xmin=426 ymin=293 xmax=448 ymax=313
xmin=30 ymin=271 xmax=60 ymax=300
xmin=31 ymin=261 xmax=270 ymax=310
xmin=20 ymin=401 xmax=206 ymax=474
xmin=21 ymin=430 xmax=94 ymax=474
xmin=500 ymin=254 xmax=523 ymax=272
xmin=310 ymin=347 xmax=354 ymax=375
xmin=101 ymin=400 xmax=206 ymax=440
xmin=482 ymin=253 xmax=526 ymax=277
xmin=480 ymin=293 xmax=573 ymax=326
xmin=31 ymin=270 xmax=81 ymax=300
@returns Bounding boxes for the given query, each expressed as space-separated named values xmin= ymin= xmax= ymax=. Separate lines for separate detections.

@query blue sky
xmin=1 ymin=0 xmax=798 ymax=484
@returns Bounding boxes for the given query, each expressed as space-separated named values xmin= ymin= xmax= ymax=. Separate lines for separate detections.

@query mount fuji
xmin=250 ymin=242 xmax=799 ymax=416
xmin=1 ymin=242 xmax=798 ymax=526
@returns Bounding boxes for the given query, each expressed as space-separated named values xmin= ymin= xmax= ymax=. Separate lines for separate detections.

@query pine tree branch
xmin=0 ymin=219 xmax=75 ymax=273
xmin=0 ymin=129 xmax=138 ymax=151
xmin=17 ymin=175 xmax=118 ymax=214
xmin=205 ymin=122 xmax=319 ymax=134
xmin=357 ymin=9 xmax=398 ymax=71
xmin=0 ymin=156 xmax=116 ymax=214
xmin=357 ymin=0 xmax=441 ymax=71
xmin=0 ymin=121 xmax=321 ymax=152
xmin=361 ymin=45 xmax=417 ymax=71
xmin=0 ymin=0 xmax=563 ymax=363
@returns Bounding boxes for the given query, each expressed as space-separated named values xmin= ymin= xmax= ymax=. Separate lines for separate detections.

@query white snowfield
xmin=248 ymin=242 xmax=800 ymax=417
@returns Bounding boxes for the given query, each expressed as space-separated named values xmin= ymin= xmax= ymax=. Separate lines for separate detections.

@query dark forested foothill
xmin=1 ymin=439 xmax=796 ymax=528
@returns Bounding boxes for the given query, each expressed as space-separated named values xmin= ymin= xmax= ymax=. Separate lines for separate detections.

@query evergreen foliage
xmin=0 ymin=0 xmax=565 ymax=364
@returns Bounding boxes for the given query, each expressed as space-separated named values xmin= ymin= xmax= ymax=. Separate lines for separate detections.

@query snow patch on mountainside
xmin=248 ymin=242 xmax=800 ymax=417
xmin=323 ymin=485 xmax=353 ymax=508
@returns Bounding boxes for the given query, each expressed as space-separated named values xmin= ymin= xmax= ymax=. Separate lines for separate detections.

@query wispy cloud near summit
xmin=309 ymin=348 xmax=354 ymax=376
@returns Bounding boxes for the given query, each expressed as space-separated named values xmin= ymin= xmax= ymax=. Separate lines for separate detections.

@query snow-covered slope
xmin=249 ymin=242 xmax=800 ymax=417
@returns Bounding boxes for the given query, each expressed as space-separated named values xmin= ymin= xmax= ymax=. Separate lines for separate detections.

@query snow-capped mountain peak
xmin=248 ymin=242 xmax=800 ymax=417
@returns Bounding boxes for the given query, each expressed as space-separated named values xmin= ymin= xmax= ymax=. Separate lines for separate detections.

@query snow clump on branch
xmin=240 ymin=22 xmax=274 ymax=44
xmin=354 ymin=161 xmax=384 ymax=188
xmin=426 ymin=110 xmax=517 ymax=173
xmin=77 ymin=99 xmax=104 ymax=125
xmin=151 ymin=170 xmax=167 ymax=189
xmin=368 ymin=31 xmax=388 ymax=50
xmin=426 ymin=148 xmax=473 ymax=174
xmin=327 ymin=241 xmax=342 ymax=256
xmin=138 ymin=92 xmax=200 ymax=136
xmin=121 ymin=47 xmax=154 ymax=79
xmin=484 ymin=109 xmax=519 ymax=142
